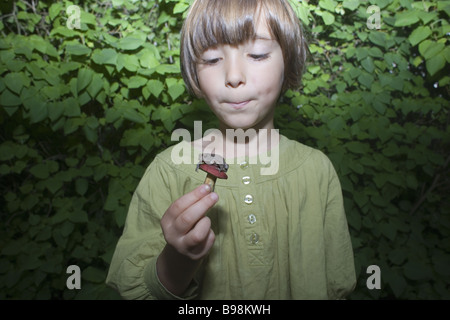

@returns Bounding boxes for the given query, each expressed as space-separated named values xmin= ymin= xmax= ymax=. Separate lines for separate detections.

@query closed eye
xmin=249 ymin=53 xmax=270 ymax=61
xmin=202 ymin=58 xmax=221 ymax=65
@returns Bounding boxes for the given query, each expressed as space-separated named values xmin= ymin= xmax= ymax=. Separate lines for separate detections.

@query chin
xmin=220 ymin=115 xmax=258 ymax=130
xmin=223 ymin=121 xmax=258 ymax=131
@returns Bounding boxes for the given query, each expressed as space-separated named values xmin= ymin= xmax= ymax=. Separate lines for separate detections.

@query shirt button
xmin=244 ymin=194 xmax=253 ymax=204
xmin=242 ymin=176 xmax=251 ymax=185
xmin=250 ymin=232 xmax=260 ymax=244
xmin=240 ymin=161 xmax=249 ymax=169
xmin=248 ymin=214 xmax=256 ymax=224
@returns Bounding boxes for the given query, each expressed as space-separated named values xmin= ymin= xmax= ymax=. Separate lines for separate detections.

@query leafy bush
xmin=0 ymin=0 xmax=448 ymax=299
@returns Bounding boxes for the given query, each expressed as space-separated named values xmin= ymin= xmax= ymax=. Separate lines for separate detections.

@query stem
xmin=409 ymin=155 xmax=450 ymax=215
xmin=165 ymin=22 xmax=173 ymax=64
xmin=204 ymin=174 xmax=217 ymax=192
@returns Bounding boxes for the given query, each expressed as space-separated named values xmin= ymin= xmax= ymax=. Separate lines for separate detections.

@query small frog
xmin=196 ymin=153 xmax=229 ymax=173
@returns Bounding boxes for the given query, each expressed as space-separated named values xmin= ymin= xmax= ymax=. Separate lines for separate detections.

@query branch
xmin=13 ymin=2 xmax=23 ymax=35
xmin=409 ymin=154 xmax=450 ymax=215
xmin=165 ymin=22 xmax=173 ymax=64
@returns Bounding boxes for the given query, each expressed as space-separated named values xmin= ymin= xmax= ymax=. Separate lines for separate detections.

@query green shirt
xmin=106 ymin=135 xmax=356 ymax=299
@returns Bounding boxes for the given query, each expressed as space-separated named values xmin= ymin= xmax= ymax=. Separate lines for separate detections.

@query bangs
xmin=180 ymin=0 xmax=309 ymax=97
xmin=187 ymin=0 xmax=262 ymax=62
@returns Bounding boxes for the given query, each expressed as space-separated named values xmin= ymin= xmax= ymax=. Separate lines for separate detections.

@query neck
xmin=199 ymin=124 xmax=279 ymax=160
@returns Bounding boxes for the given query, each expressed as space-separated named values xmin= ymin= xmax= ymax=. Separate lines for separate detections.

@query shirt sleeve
xmin=105 ymin=156 xmax=200 ymax=300
xmin=322 ymin=156 xmax=357 ymax=299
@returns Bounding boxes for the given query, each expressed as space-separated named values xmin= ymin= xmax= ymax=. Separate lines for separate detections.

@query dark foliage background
xmin=0 ymin=0 xmax=448 ymax=299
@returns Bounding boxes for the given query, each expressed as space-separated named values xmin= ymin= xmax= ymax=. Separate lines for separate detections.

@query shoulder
xmin=279 ymin=135 xmax=335 ymax=176
xmin=144 ymin=140 xmax=202 ymax=181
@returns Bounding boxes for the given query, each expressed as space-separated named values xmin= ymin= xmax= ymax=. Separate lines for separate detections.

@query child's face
xmin=196 ymin=17 xmax=284 ymax=131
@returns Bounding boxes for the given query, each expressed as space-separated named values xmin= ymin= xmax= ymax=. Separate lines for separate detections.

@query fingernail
xmin=201 ymin=184 xmax=211 ymax=194
xmin=210 ymin=192 xmax=219 ymax=201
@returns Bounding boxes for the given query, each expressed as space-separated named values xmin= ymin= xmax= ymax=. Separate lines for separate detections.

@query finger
xmin=166 ymin=184 xmax=212 ymax=219
xmin=174 ymin=192 xmax=219 ymax=234
xmin=184 ymin=216 xmax=212 ymax=249
xmin=184 ymin=219 xmax=216 ymax=259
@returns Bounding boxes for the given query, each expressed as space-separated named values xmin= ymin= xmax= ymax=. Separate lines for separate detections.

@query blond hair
xmin=180 ymin=0 xmax=309 ymax=97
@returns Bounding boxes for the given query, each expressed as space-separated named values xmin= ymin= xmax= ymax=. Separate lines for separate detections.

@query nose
xmin=225 ymin=55 xmax=245 ymax=88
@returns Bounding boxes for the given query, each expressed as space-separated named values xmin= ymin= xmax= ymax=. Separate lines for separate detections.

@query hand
xmin=160 ymin=184 xmax=219 ymax=261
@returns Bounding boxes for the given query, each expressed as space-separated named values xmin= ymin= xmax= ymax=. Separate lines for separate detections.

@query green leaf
xmin=128 ymin=76 xmax=148 ymax=89
xmin=419 ymin=40 xmax=444 ymax=60
xmin=319 ymin=0 xmax=337 ymax=12
xmin=69 ymin=210 xmax=88 ymax=223
xmin=87 ymin=73 xmax=103 ymax=98
xmin=82 ymin=267 xmax=106 ymax=283
xmin=294 ymin=1 xmax=310 ymax=25
xmin=342 ymin=0 xmax=359 ymax=11
xmin=388 ymin=248 xmax=407 ymax=265
xmin=156 ymin=64 xmax=180 ymax=74
xmin=426 ymin=53 xmax=446 ymax=76
xmin=432 ymin=253 xmax=450 ymax=277
xmin=404 ymin=260 xmax=433 ymax=281
xmin=355 ymin=47 xmax=368 ymax=61
xmin=44 ymin=177 xmax=63 ymax=194
xmin=361 ymin=57 xmax=375 ymax=73
xmin=139 ymin=51 xmax=160 ymax=71
xmin=409 ymin=26 xmax=432 ymax=46
xmin=77 ymin=68 xmax=94 ymax=93
xmin=346 ymin=141 xmax=367 ymax=154
xmin=321 ymin=11 xmax=335 ymax=25
xmin=26 ymin=96 xmax=48 ymax=123
xmin=328 ymin=116 xmax=345 ymax=131
xmin=1 ymin=239 xmax=25 ymax=255
xmin=381 ymin=221 xmax=397 ymax=241
xmin=75 ymin=178 xmax=88 ymax=196
xmin=62 ymin=97 xmax=81 ymax=117
xmin=118 ymin=36 xmax=145 ymax=51
xmin=60 ymin=221 xmax=74 ymax=237
xmin=394 ymin=10 xmax=420 ymax=27
xmin=383 ymin=269 xmax=407 ymax=298
xmin=166 ymin=78 xmax=185 ymax=101
xmin=173 ymin=2 xmax=189 ymax=14
xmin=48 ymin=3 xmax=63 ymax=20
xmin=373 ymin=100 xmax=386 ymax=115
xmin=92 ymin=48 xmax=118 ymax=65
xmin=30 ymin=163 xmax=50 ymax=179
xmin=368 ymin=32 xmax=387 ymax=48
xmin=4 ymin=72 xmax=27 ymax=94
xmin=50 ymin=26 xmax=77 ymax=38
xmin=368 ymin=47 xmax=383 ymax=58
xmin=118 ymin=54 xmax=140 ymax=72
xmin=121 ymin=107 xmax=146 ymax=124
xmin=66 ymin=43 xmax=92 ymax=56
xmin=0 ymin=89 xmax=21 ymax=106
xmin=406 ymin=174 xmax=418 ymax=189
xmin=358 ymin=73 xmax=374 ymax=89
xmin=382 ymin=142 xmax=399 ymax=157
xmin=120 ymin=127 xmax=154 ymax=151
xmin=437 ymin=1 xmax=450 ymax=15
xmin=145 ymin=80 xmax=164 ymax=98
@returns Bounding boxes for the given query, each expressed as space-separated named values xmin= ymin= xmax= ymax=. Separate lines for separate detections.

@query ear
xmin=195 ymin=91 xmax=204 ymax=99
xmin=193 ymin=85 xmax=205 ymax=99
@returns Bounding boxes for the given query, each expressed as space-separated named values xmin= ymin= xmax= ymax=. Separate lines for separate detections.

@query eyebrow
xmin=254 ymin=34 xmax=273 ymax=41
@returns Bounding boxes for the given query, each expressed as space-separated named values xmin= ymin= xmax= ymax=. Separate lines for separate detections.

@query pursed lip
xmin=226 ymin=100 xmax=251 ymax=110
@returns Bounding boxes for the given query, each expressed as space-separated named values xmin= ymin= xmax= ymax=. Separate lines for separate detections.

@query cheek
xmin=198 ymin=70 xmax=220 ymax=98
xmin=253 ymin=65 xmax=284 ymax=97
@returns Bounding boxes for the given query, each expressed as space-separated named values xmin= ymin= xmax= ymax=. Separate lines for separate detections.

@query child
xmin=106 ymin=0 xmax=356 ymax=299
